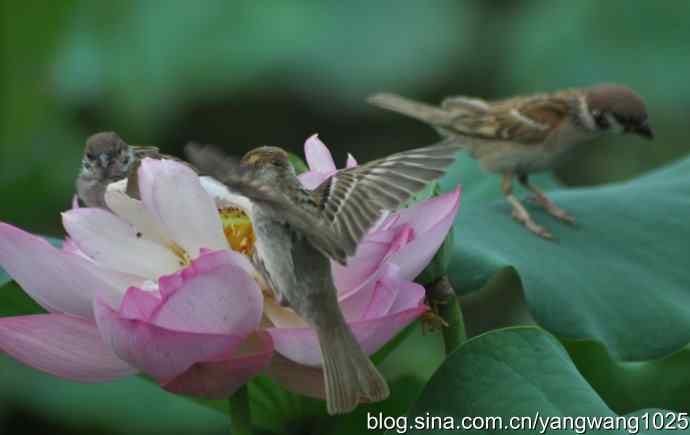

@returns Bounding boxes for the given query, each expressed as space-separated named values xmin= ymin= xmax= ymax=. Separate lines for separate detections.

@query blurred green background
xmin=1 ymin=1 xmax=689 ymax=433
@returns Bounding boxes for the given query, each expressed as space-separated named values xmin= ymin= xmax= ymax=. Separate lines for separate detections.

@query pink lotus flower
xmin=0 ymin=136 xmax=460 ymax=402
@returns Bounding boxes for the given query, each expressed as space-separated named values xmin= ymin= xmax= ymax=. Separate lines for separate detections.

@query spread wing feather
xmin=186 ymin=141 xmax=459 ymax=265
xmin=312 ymin=140 xmax=460 ymax=258
xmin=185 ymin=144 xmax=350 ymax=263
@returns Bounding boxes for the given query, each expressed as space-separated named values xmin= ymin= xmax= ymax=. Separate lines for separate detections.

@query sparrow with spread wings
xmin=76 ymin=131 xmax=184 ymax=208
xmin=186 ymin=141 xmax=460 ymax=415
xmin=368 ymin=84 xmax=652 ymax=238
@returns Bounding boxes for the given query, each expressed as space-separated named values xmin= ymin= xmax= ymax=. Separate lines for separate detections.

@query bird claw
xmin=421 ymin=298 xmax=449 ymax=335
xmin=528 ymin=195 xmax=576 ymax=226
xmin=550 ymin=209 xmax=576 ymax=225
xmin=421 ymin=310 xmax=448 ymax=335
xmin=512 ymin=209 xmax=553 ymax=239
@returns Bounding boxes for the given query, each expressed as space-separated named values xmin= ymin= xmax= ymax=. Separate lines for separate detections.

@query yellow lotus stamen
xmin=219 ymin=207 xmax=255 ymax=257
xmin=168 ymin=242 xmax=191 ymax=267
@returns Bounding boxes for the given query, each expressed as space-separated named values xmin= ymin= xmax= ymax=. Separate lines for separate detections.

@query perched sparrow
xmin=186 ymin=141 xmax=460 ymax=414
xmin=76 ymin=131 xmax=173 ymax=208
xmin=368 ymin=84 xmax=652 ymax=238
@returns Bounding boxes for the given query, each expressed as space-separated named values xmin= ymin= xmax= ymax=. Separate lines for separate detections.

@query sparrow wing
xmin=441 ymin=95 xmax=490 ymax=113
xmin=131 ymin=145 xmax=161 ymax=157
xmin=185 ymin=144 xmax=350 ymax=263
xmin=311 ymin=140 xmax=460 ymax=259
xmin=448 ymin=97 xmax=571 ymax=145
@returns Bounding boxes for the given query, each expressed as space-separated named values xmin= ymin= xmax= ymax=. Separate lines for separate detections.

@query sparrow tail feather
xmin=317 ymin=320 xmax=389 ymax=415
xmin=367 ymin=93 xmax=453 ymax=126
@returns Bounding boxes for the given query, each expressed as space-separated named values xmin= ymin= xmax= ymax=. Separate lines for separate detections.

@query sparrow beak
xmin=98 ymin=153 xmax=111 ymax=168
xmin=629 ymin=121 xmax=654 ymax=140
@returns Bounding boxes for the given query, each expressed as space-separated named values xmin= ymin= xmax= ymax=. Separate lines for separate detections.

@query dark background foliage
xmin=2 ymin=1 xmax=689 ymax=433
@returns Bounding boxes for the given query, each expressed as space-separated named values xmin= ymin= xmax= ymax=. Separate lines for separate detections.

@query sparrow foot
xmin=529 ymin=195 xmax=576 ymax=225
xmin=421 ymin=309 xmax=448 ymax=335
xmin=422 ymin=293 xmax=448 ymax=334
xmin=511 ymin=208 xmax=553 ymax=239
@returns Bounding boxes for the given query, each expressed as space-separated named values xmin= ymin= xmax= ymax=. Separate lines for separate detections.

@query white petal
xmin=62 ymin=208 xmax=181 ymax=280
xmin=139 ymin=159 xmax=227 ymax=257
xmin=104 ymin=189 xmax=171 ymax=246
xmin=199 ymin=176 xmax=253 ymax=213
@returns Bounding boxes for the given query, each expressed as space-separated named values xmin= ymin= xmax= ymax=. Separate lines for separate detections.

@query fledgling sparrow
xmin=368 ymin=84 xmax=653 ymax=238
xmin=186 ymin=141 xmax=460 ymax=414
xmin=76 ymin=131 xmax=177 ymax=208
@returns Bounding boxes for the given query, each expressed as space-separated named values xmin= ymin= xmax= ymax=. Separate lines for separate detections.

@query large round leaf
xmin=405 ymin=327 xmax=689 ymax=435
xmin=0 ymin=268 xmax=10 ymax=289
xmin=442 ymin=154 xmax=690 ymax=361
xmin=461 ymin=270 xmax=690 ymax=415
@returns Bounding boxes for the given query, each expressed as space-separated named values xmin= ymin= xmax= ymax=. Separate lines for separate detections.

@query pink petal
xmin=345 ymin=153 xmax=358 ymax=168
xmin=388 ymin=189 xmax=461 ymax=280
xmin=163 ymin=331 xmax=273 ymax=399
xmin=267 ymin=304 xmax=426 ymax=367
xmin=0 ymin=223 xmax=119 ymax=318
xmin=337 ymin=266 xmax=387 ymax=320
xmin=138 ymin=159 xmax=227 ymax=258
xmin=389 ymin=188 xmax=460 ymax=234
xmin=333 ymin=225 xmax=414 ymax=294
xmin=264 ymin=353 xmax=326 ymax=400
xmin=94 ymin=298 xmax=245 ymax=381
xmin=338 ymin=264 xmax=425 ymax=321
xmin=151 ymin=251 xmax=262 ymax=335
xmin=298 ymin=170 xmax=330 ymax=190
xmin=304 ymin=134 xmax=336 ymax=173
xmin=119 ymin=287 xmax=160 ymax=320
xmin=375 ymin=272 xmax=425 ymax=316
xmin=0 ymin=314 xmax=136 ymax=382
xmin=62 ymin=208 xmax=181 ymax=279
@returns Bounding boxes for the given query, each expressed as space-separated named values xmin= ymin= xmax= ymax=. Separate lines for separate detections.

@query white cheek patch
xmin=605 ymin=113 xmax=625 ymax=133
xmin=578 ymin=97 xmax=596 ymax=130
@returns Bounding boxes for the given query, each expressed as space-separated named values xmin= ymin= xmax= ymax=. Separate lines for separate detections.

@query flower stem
xmin=429 ymin=275 xmax=466 ymax=354
xmin=228 ymin=385 xmax=252 ymax=435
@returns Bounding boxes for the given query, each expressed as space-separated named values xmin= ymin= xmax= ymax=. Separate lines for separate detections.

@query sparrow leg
xmin=517 ymin=174 xmax=576 ymax=225
xmin=501 ymin=173 xmax=553 ymax=239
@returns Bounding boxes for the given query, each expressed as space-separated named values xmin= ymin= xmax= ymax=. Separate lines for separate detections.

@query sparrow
xmin=76 ymin=131 xmax=176 ymax=208
xmin=368 ymin=84 xmax=653 ymax=238
xmin=186 ymin=140 xmax=460 ymax=414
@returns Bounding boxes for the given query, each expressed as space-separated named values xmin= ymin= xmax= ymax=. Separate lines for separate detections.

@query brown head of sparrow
xmin=186 ymin=140 xmax=461 ymax=414
xmin=76 ymin=131 xmax=175 ymax=208
xmin=368 ymin=83 xmax=652 ymax=238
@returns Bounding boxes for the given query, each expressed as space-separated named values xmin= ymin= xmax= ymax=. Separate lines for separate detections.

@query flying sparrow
xmin=76 ymin=131 xmax=177 ymax=208
xmin=186 ymin=141 xmax=460 ymax=414
xmin=368 ymin=84 xmax=653 ymax=238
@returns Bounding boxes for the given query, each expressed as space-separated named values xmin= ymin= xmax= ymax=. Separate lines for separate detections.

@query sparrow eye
xmin=593 ymin=111 xmax=610 ymax=129
xmin=83 ymin=160 xmax=92 ymax=169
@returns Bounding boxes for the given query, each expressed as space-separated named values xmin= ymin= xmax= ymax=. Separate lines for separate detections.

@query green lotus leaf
xmin=442 ymin=153 xmax=690 ymax=361
xmin=405 ymin=327 xmax=689 ymax=434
